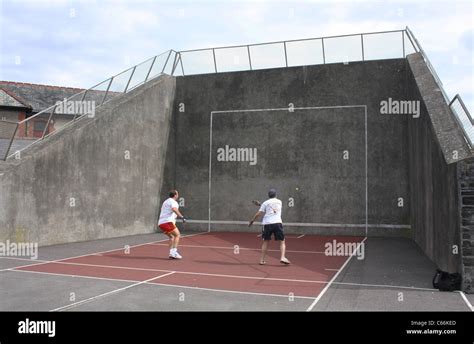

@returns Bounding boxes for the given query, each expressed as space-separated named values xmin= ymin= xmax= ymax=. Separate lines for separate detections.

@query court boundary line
xmin=458 ymin=291 xmax=474 ymax=311
xmin=144 ymin=281 xmax=316 ymax=300
xmin=12 ymin=259 xmax=342 ymax=284
xmin=9 ymin=266 xmax=440 ymax=292
xmin=209 ymin=105 xmax=370 ymax=236
xmin=183 ymin=219 xmax=410 ymax=229
xmin=50 ymin=271 xmax=176 ymax=312
xmin=8 ymin=267 xmax=151 ymax=284
xmin=7 ymin=269 xmax=315 ymax=301
xmin=148 ymin=242 xmax=327 ymax=254
xmin=10 ymin=253 xmax=439 ymax=292
xmin=7 ymin=266 xmax=443 ymax=312
xmin=306 ymin=237 xmax=368 ymax=311
xmin=4 ymin=231 xmax=208 ymax=271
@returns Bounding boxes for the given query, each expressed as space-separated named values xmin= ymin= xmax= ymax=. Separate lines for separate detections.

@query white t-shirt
xmin=259 ymin=198 xmax=282 ymax=225
xmin=158 ymin=198 xmax=179 ymax=225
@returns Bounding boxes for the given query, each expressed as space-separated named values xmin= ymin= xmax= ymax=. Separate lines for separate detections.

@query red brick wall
xmin=17 ymin=112 xmax=27 ymax=138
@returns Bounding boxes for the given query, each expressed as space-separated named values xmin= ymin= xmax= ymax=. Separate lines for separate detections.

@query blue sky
xmin=0 ymin=0 xmax=472 ymax=110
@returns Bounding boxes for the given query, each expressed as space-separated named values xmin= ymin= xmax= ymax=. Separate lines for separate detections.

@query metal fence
xmin=0 ymin=49 xmax=179 ymax=160
xmin=450 ymin=95 xmax=474 ymax=147
xmin=405 ymin=27 xmax=474 ymax=150
xmin=0 ymin=27 xmax=472 ymax=160
xmin=172 ymin=29 xmax=416 ymax=76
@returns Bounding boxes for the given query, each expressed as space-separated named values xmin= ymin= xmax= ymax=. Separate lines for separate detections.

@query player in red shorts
xmin=158 ymin=190 xmax=186 ymax=259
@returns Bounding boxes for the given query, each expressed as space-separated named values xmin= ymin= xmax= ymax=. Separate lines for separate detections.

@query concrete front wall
xmin=0 ymin=76 xmax=176 ymax=245
xmin=164 ymin=59 xmax=411 ymax=236
xmin=406 ymin=55 xmax=461 ymax=273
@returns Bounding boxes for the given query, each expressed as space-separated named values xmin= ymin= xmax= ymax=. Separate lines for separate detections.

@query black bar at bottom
xmin=0 ymin=311 xmax=472 ymax=343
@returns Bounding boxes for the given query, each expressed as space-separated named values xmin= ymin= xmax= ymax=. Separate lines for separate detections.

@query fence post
xmin=41 ymin=105 xmax=56 ymax=140
xmin=179 ymin=53 xmax=185 ymax=76
xmin=3 ymin=123 xmax=18 ymax=161
xmin=145 ymin=56 xmax=157 ymax=82
xmin=402 ymin=31 xmax=405 ymax=57
xmin=162 ymin=50 xmax=173 ymax=74
xmin=213 ymin=48 xmax=218 ymax=73
xmin=171 ymin=52 xmax=179 ymax=76
xmin=321 ymin=38 xmax=326 ymax=64
xmin=124 ymin=66 xmax=136 ymax=93
xmin=101 ymin=78 xmax=113 ymax=106
xmin=247 ymin=45 xmax=252 ymax=70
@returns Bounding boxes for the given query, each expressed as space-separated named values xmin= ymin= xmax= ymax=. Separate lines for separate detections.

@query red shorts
xmin=158 ymin=222 xmax=177 ymax=233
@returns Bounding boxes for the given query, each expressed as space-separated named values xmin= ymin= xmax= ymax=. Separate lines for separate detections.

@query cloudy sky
xmin=0 ymin=0 xmax=472 ymax=109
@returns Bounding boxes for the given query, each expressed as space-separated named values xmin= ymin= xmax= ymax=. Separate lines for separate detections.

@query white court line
xmin=13 ymin=258 xmax=329 ymax=284
xmin=185 ymin=219 xmax=410 ymax=229
xmin=324 ymin=268 xmax=339 ymax=272
xmin=458 ymin=291 xmax=474 ymax=311
xmin=209 ymin=106 xmax=369 ymax=237
xmin=306 ymin=237 xmax=367 ymax=312
xmin=6 ymin=231 xmax=208 ymax=271
xmin=148 ymin=242 xmax=326 ymax=254
xmin=9 ymin=268 xmax=314 ymax=301
xmin=8 ymin=268 xmax=142 ymax=284
xmin=9 ymin=267 xmax=441 ymax=311
xmin=10 ymin=255 xmax=438 ymax=292
xmin=145 ymin=281 xmax=315 ymax=300
xmin=297 ymin=234 xmax=305 ymax=239
xmin=50 ymin=272 xmax=176 ymax=312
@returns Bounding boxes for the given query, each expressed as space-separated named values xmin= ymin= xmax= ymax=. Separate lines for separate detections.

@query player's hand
xmin=252 ymin=200 xmax=261 ymax=206
xmin=181 ymin=217 xmax=186 ymax=223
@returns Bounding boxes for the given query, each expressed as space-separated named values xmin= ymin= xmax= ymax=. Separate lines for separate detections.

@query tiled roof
xmin=0 ymin=81 xmax=112 ymax=115
xmin=0 ymin=88 xmax=30 ymax=109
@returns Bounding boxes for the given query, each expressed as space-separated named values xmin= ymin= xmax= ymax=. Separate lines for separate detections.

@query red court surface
xmin=15 ymin=232 xmax=364 ymax=298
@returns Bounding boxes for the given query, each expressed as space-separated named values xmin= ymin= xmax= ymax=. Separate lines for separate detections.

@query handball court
xmin=0 ymin=231 xmax=472 ymax=312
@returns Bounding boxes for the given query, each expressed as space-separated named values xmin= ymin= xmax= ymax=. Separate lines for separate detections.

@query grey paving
xmin=66 ymin=283 xmax=313 ymax=312
xmin=1 ymin=234 xmax=472 ymax=311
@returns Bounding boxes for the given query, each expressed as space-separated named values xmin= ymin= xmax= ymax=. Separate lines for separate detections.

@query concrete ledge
xmin=407 ymin=53 xmax=472 ymax=164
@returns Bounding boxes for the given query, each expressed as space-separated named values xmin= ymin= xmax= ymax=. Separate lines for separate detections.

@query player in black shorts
xmin=249 ymin=189 xmax=290 ymax=265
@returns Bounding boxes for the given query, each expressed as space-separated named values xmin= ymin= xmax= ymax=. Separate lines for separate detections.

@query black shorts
xmin=262 ymin=223 xmax=285 ymax=241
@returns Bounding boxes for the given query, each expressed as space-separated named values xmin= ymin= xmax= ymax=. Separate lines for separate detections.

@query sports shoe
xmin=169 ymin=252 xmax=182 ymax=259
xmin=280 ymin=257 xmax=290 ymax=265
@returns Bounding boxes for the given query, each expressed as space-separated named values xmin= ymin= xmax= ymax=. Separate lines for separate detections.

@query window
xmin=33 ymin=120 xmax=47 ymax=132
xmin=33 ymin=120 xmax=48 ymax=137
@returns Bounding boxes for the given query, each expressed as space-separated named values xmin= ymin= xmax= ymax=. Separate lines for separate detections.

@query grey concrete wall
xmin=458 ymin=158 xmax=474 ymax=292
xmin=407 ymin=54 xmax=471 ymax=164
xmin=163 ymin=59 xmax=411 ymax=236
xmin=0 ymin=75 xmax=176 ymax=245
xmin=406 ymin=54 xmax=461 ymax=273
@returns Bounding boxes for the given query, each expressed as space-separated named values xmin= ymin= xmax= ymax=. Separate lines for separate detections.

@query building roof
xmin=0 ymin=81 xmax=113 ymax=115
xmin=0 ymin=88 xmax=31 ymax=109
